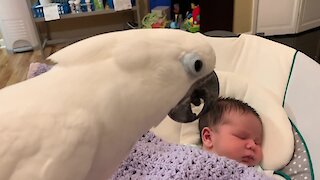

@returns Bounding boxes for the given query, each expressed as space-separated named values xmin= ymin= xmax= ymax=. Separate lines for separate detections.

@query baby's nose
xmin=245 ymin=139 xmax=256 ymax=150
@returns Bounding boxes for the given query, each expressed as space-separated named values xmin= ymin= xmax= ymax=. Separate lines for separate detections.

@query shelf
xmin=29 ymin=0 xmax=142 ymax=57
xmin=34 ymin=6 xmax=137 ymax=22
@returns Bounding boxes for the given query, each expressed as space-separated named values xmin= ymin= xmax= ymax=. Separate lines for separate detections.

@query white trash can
xmin=0 ymin=0 xmax=40 ymax=53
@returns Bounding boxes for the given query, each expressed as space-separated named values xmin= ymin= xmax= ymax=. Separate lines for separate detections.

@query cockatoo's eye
xmin=194 ymin=60 xmax=203 ymax=72
xmin=181 ymin=52 xmax=204 ymax=76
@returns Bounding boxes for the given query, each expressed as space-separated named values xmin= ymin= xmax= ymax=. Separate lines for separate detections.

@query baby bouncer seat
xmin=152 ymin=33 xmax=319 ymax=180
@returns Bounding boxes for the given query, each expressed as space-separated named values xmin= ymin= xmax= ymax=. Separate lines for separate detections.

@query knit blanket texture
xmin=112 ymin=132 xmax=274 ymax=180
xmin=27 ymin=62 xmax=52 ymax=79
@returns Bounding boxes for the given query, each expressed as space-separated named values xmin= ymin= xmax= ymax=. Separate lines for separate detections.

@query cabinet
xmin=256 ymin=0 xmax=320 ymax=36
xmin=297 ymin=0 xmax=320 ymax=33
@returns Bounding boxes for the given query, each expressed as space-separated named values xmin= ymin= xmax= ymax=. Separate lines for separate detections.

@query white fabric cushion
xmin=195 ymin=33 xmax=296 ymax=99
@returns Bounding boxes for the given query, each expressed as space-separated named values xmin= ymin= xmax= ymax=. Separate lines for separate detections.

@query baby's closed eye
xmin=232 ymin=132 xmax=248 ymax=140
xmin=232 ymin=132 xmax=261 ymax=146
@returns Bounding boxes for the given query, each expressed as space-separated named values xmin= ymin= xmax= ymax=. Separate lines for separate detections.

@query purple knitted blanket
xmin=112 ymin=132 xmax=274 ymax=180
xmin=27 ymin=62 xmax=52 ymax=79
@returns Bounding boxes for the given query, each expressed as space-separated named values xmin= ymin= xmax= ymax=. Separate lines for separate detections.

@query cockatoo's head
xmin=111 ymin=29 xmax=219 ymax=123
xmin=107 ymin=29 xmax=219 ymax=123
xmin=50 ymin=29 xmax=219 ymax=124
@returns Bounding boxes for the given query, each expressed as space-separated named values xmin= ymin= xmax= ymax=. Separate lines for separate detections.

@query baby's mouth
xmin=241 ymin=156 xmax=255 ymax=165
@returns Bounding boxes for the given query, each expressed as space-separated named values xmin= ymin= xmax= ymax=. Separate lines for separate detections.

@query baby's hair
xmin=198 ymin=97 xmax=261 ymax=142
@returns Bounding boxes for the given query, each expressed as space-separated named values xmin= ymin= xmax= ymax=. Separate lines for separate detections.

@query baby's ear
xmin=201 ymin=127 xmax=214 ymax=149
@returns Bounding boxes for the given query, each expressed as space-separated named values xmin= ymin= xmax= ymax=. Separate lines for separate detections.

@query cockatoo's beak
xmin=168 ymin=71 xmax=219 ymax=123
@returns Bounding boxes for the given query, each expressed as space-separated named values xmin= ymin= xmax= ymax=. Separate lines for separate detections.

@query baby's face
xmin=207 ymin=111 xmax=263 ymax=166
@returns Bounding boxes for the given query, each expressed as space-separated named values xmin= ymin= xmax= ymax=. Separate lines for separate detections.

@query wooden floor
xmin=0 ymin=45 xmax=65 ymax=89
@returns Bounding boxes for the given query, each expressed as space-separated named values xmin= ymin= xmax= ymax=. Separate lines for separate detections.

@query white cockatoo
xmin=0 ymin=29 xmax=219 ymax=180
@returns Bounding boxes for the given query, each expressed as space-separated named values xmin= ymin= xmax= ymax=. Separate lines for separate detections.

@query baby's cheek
xmin=256 ymin=148 xmax=263 ymax=162
xmin=226 ymin=145 xmax=243 ymax=159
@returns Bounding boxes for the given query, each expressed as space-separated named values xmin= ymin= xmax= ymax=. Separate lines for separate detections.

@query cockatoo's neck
xmin=48 ymin=61 xmax=193 ymax=179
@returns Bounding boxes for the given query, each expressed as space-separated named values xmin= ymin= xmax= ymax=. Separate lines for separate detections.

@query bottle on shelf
xmin=73 ymin=0 xmax=81 ymax=13
xmin=93 ymin=0 xmax=104 ymax=10
xmin=85 ymin=0 xmax=92 ymax=12
xmin=68 ymin=0 xmax=76 ymax=13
